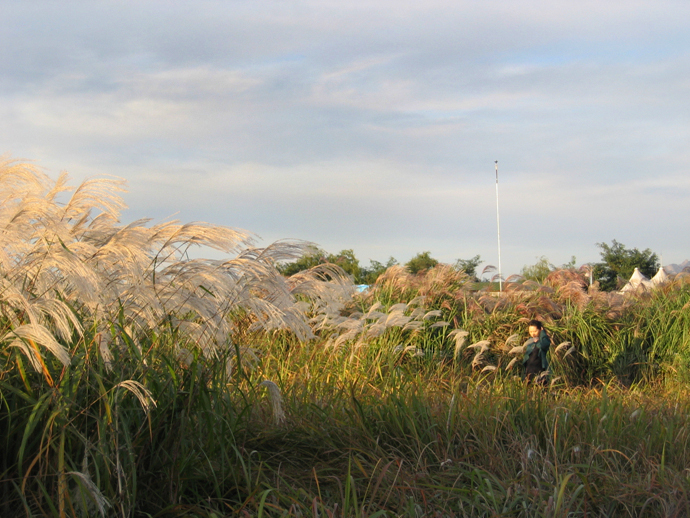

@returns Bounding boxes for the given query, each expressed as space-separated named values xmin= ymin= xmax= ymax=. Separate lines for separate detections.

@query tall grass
xmin=7 ymin=331 xmax=690 ymax=516
xmin=2 ymin=157 xmax=690 ymax=516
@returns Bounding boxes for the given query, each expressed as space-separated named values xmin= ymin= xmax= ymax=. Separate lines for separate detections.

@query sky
xmin=2 ymin=0 xmax=690 ymax=276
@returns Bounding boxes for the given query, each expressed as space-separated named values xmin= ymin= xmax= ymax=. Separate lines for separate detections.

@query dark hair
xmin=528 ymin=319 xmax=543 ymax=329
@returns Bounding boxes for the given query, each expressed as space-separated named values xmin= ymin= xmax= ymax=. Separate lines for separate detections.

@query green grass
xmin=3 ymin=158 xmax=690 ymax=516
xmin=5 ymin=326 xmax=690 ymax=516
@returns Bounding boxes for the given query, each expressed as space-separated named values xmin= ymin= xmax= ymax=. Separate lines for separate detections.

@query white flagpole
xmin=495 ymin=160 xmax=503 ymax=292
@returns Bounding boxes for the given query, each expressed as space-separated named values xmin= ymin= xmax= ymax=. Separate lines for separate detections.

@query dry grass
xmin=3 ymin=156 xmax=690 ymax=516
xmin=0 ymin=158 xmax=340 ymax=372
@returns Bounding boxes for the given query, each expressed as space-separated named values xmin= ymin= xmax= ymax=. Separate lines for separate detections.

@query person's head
xmin=528 ymin=319 xmax=543 ymax=338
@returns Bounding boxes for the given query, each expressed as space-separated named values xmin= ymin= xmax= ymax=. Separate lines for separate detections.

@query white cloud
xmin=1 ymin=1 xmax=690 ymax=273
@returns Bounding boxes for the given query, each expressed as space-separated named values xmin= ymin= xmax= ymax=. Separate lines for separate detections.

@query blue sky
xmin=2 ymin=0 xmax=689 ymax=275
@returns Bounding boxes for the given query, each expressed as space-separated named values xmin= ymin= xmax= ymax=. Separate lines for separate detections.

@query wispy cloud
xmin=1 ymin=1 xmax=690 ymax=273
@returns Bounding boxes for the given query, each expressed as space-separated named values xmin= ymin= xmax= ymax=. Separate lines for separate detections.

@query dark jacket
xmin=523 ymin=330 xmax=550 ymax=372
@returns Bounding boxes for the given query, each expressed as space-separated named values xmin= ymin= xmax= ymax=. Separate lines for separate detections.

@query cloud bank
xmin=2 ymin=0 xmax=689 ymax=274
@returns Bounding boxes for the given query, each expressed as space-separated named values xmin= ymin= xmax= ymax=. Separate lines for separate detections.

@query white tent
xmin=620 ymin=267 xmax=653 ymax=293
xmin=651 ymin=266 xmax=670 ymax=287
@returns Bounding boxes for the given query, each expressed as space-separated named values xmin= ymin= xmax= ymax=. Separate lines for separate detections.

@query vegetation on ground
xmin=1 ymin=158 xmax=689 ymax=517
xmin=594 ymin=240 xmax=659 ymax=291
xmin=453 ymin=254 xmax=482 ymax=280
xmin=278 ymin=249 xmax=484 ymax=286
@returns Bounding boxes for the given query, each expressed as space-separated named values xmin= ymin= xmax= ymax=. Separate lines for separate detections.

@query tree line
xmin=278 ymin=240 xmax=661 ymax=291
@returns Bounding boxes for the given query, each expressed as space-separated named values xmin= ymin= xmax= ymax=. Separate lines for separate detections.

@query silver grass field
xmin=1 ymin=158 xmax=690 ymax=517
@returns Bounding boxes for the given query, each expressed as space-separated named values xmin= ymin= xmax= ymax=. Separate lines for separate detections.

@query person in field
xmin=523 ymin=319 xmax=550 ymax=383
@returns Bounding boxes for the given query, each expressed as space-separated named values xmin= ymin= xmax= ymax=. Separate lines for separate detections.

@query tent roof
xmin=629 ymin=268 xmax=649 ymax=282
xmin=621 ymin=267 xmax=652 ymax=293
xmin=652 ymin=266 xmax=670 ymax=286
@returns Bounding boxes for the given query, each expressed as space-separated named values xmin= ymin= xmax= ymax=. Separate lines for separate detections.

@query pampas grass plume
xmin=115 ymin=380 xmax=157 ymax=413
xmin=260 ymin=380 xmax=285 ymax=425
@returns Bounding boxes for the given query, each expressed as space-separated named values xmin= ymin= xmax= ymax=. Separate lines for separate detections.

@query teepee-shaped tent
xmin=620 ymin=267 xmax=653 ymax=293
xmin=651 ymin=266 xmax=670 ymax=287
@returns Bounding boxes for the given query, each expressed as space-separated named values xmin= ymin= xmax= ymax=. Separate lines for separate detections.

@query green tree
xmin=561 ymin=255 xmax=577 ymax=269
xmin=327 ymin=249 xmax=361 ymax=280
xmin=453 ymin=254 xmax=482 ymax=280
xmin=406 ymin=251 xmax=438 ymax=275
xmin=277 ymin=247 xmax=362 ymax=281
xmin=359 ymin=257 xmax=398 ymax=285
xmin=276 ymin=246 xmax=326 ymax=276
xmin=520 ymin=256 xmax=553 ymax=283
xmin=594 ymin=240 xmax=659 ymax=291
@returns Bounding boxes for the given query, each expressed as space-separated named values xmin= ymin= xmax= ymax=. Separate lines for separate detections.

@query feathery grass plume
xmin=477 ymin=293 xmax=498 ymax=313
xmin=365 ymin=320 xmax=387 ymax=339
xmin=260 ymin=380 xmax=285 ymax=424
xmin=554 ymin=341 xmax=572 ymax=355
xmin=4 ymin=323 xmax=71 ymax=370
xmin=471 ymin=351 xmax=486 ymax=369
xmin=503 ymin=274 xmax=526 ymax=293
xmin=304 ymin=281 xmax=435 ymax=349
xmin=563 ymin=346 xmax=577 ymax=358
xmin=427 ymin=311 xmax=450 ymax=328
xmin=363 ymin=301 xmax=386 ymax=320
xmin=402 ymin=318 xmax=424 ymax=332
xmin=289 ymin=263 xmax=356 ymax=334
xmin=30 ymin=298 xmax=83 ymax=342
xmin=385 ymin=304 xmax=412 ymax=327
xmin=502 ymin=333 xmax=520 ymax=351
xmin=96 ymin=332 xmax=114 ymax=372
xmin=364 ymin=264 xmax=419 ymax=305
xmin=449 ymin=329 xmax=469 ymax=360
xmin=413 ymin=264 xmax=474 ymax=315
xmin=429 ymin=320 xmax=450 ymax=329
xmin=467 ymin=340 xmax=491 ymax=354
xmin=402 ymin=345 xmax=424 ymax=357
xmin=67 ymin=471 xmax=111 ymax=517
xmin=555 ymin=278 xmax=591 ymax=309
xmin=0 ymin=157 xmax=338 ymax=367
xmin=467 ymin=343 xmax=487 ymax=367
xmin=221 ymin=241 xmax=321 ymax=337
xmin=335 ymin=320 xmax=367 ymax=344
xmin=62 ymin=174 xmax=127 ymax=220
xmin=466 ymin=340 xmax=492 ymax=369
xmin=519 ymin=279 xmax=542 ymax=291
xmin=114 ymin=380 xmax=157 ymax=413
xmin=506 ymin=357 xmax=520 ymax=370
xmin=0 ymin=155 xmax=51 ymax=192
xmin=0 ymin=163 xmax=130 ymax=366
xmin=385 ymin=302 xmax=426 ymax=337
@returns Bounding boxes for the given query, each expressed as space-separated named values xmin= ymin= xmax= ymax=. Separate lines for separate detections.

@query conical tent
xmin=621 ymin=267 xmax=652 ymax=293
xmin=651 ymin=266 xmax=670 ymax=287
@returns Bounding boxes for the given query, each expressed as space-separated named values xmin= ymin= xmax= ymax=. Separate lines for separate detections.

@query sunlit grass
xmin=2 ymin=157 xmax=690 ymax=516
